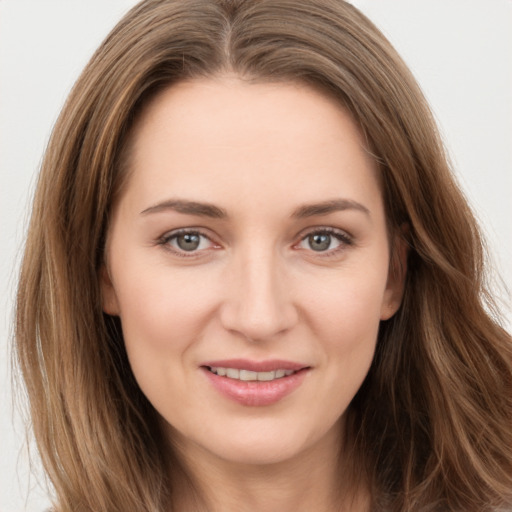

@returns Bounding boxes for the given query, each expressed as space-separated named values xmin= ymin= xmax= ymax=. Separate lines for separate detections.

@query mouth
xmin=200 ymin=359 xmax=310 ymax=406
xmin=206 ymin=366 xmax=297 ymax=382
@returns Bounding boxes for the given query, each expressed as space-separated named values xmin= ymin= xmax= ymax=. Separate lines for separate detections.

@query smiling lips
xmin=208 ymin=367 xmax=296 ymax=381
xmin=201 ymin=359 xmax=310 ymax=406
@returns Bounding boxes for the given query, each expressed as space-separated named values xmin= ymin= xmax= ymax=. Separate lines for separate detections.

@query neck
xmin=168 ymin=424 xmax=370 ymax=512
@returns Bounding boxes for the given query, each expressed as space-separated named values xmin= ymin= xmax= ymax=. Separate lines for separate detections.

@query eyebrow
xmin=140 ymin=199 xmax=227 ymax=218
xmin=291 ymin=199 xmax=370 ymax=218
xmin=140 ymin=197 xmax=369 ymax=219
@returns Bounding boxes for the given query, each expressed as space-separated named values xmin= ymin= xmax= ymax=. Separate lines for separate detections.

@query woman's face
xmin=102 ymin=77 xmax=405 ymax=467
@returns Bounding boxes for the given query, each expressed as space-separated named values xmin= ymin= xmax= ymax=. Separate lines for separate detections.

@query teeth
xmin=209 ymin=367 xmax=296 ymax=381
xmin=226 ymin=368 xmax=239 ymax=379
xmin=239 ymin=370 xmax=258 ymax=381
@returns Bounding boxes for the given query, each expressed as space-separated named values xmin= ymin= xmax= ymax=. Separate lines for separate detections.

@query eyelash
xmin=157 ymin=227 xmax=353 ymax=258
xmin=295 ymin=227 xmax=353 ymax=257
xmin=157 ymin=228 xmax=217 ymax=258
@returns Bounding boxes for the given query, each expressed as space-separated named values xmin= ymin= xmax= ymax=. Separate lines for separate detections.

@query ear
xmin=380 ymin=226 xmax=409 ymax=320
xmin=99 ymin=263 xmax=120 ymax=316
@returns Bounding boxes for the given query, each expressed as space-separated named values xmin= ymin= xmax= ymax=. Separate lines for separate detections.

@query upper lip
xmin=200 ymin=359 xmax=309 ymax=372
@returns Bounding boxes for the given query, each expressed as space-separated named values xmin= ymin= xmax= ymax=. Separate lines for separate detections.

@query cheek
xmin=305 ymin=264 xmax=388 ymax=334
xmin=113 ymin=264 xmax=220 ymax=372
xmin=301 ymin=263 xmax=388 ymax=375
xmin=112 ymin=267 xmax=225 ymax=421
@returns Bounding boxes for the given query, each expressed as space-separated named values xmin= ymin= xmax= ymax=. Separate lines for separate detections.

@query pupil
xmin=309 ymin=233 xmax=331 ymax=251
xmin=177 ymin=233 xmax=200 ymax=251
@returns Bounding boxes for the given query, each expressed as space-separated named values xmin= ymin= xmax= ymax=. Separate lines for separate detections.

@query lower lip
xmin=202 ymin=367 xmax=309 ymax=406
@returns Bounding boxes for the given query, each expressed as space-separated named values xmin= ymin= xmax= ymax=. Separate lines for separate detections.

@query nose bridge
xmin=221 ymin=240 xmax=296 ymax=341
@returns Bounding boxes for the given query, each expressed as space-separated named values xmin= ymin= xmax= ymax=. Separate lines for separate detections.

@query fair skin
xmin=101 ymin=76 xmax=406 ymax=512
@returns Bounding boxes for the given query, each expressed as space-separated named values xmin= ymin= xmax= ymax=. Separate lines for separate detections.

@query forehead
xmin=119 ymin=76 xmax=382 ymax=218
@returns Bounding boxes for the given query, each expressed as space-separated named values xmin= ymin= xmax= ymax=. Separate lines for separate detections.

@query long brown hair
xmin=15 ymin=1 xmax=512 ymax=510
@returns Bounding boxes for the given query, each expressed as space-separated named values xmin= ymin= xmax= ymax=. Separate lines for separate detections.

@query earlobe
xmin=380 ymin=227 xmax=409 ymax=320
xmin=99 ymin=264 xmax=120 ymax=316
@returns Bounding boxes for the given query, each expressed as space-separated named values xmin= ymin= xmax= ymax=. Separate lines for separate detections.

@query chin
xmin=217 ymin=437 xmax=308 ymax=466
xmin=168 ymin=413 xmax=344 ymax=469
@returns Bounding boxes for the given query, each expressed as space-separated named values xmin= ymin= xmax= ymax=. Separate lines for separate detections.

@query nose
xmin=219 ymin=246 xmax=298 ymax=342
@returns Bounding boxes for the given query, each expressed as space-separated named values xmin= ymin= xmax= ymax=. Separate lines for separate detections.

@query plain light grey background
xmin=1 ymin=1 xmax=510 ymax=510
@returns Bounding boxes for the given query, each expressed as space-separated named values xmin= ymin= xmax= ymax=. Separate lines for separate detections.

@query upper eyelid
xmin=296 ymin=225 xmax=352 ymax=240
xmin=160 ymin=226 xmax=350 ymax=238
xmin=161 ymin=227 xmax=213 ymax=240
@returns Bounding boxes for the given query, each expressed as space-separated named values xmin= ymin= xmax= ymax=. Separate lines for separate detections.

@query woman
xmin=14 ymin=0 xmax=512 ymax=510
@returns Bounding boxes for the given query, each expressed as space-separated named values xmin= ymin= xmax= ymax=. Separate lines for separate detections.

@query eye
xmin=160 ymin=229 xmax=217 ymax=255
xmin=296 ymin=228 xmax=352 ymax=253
